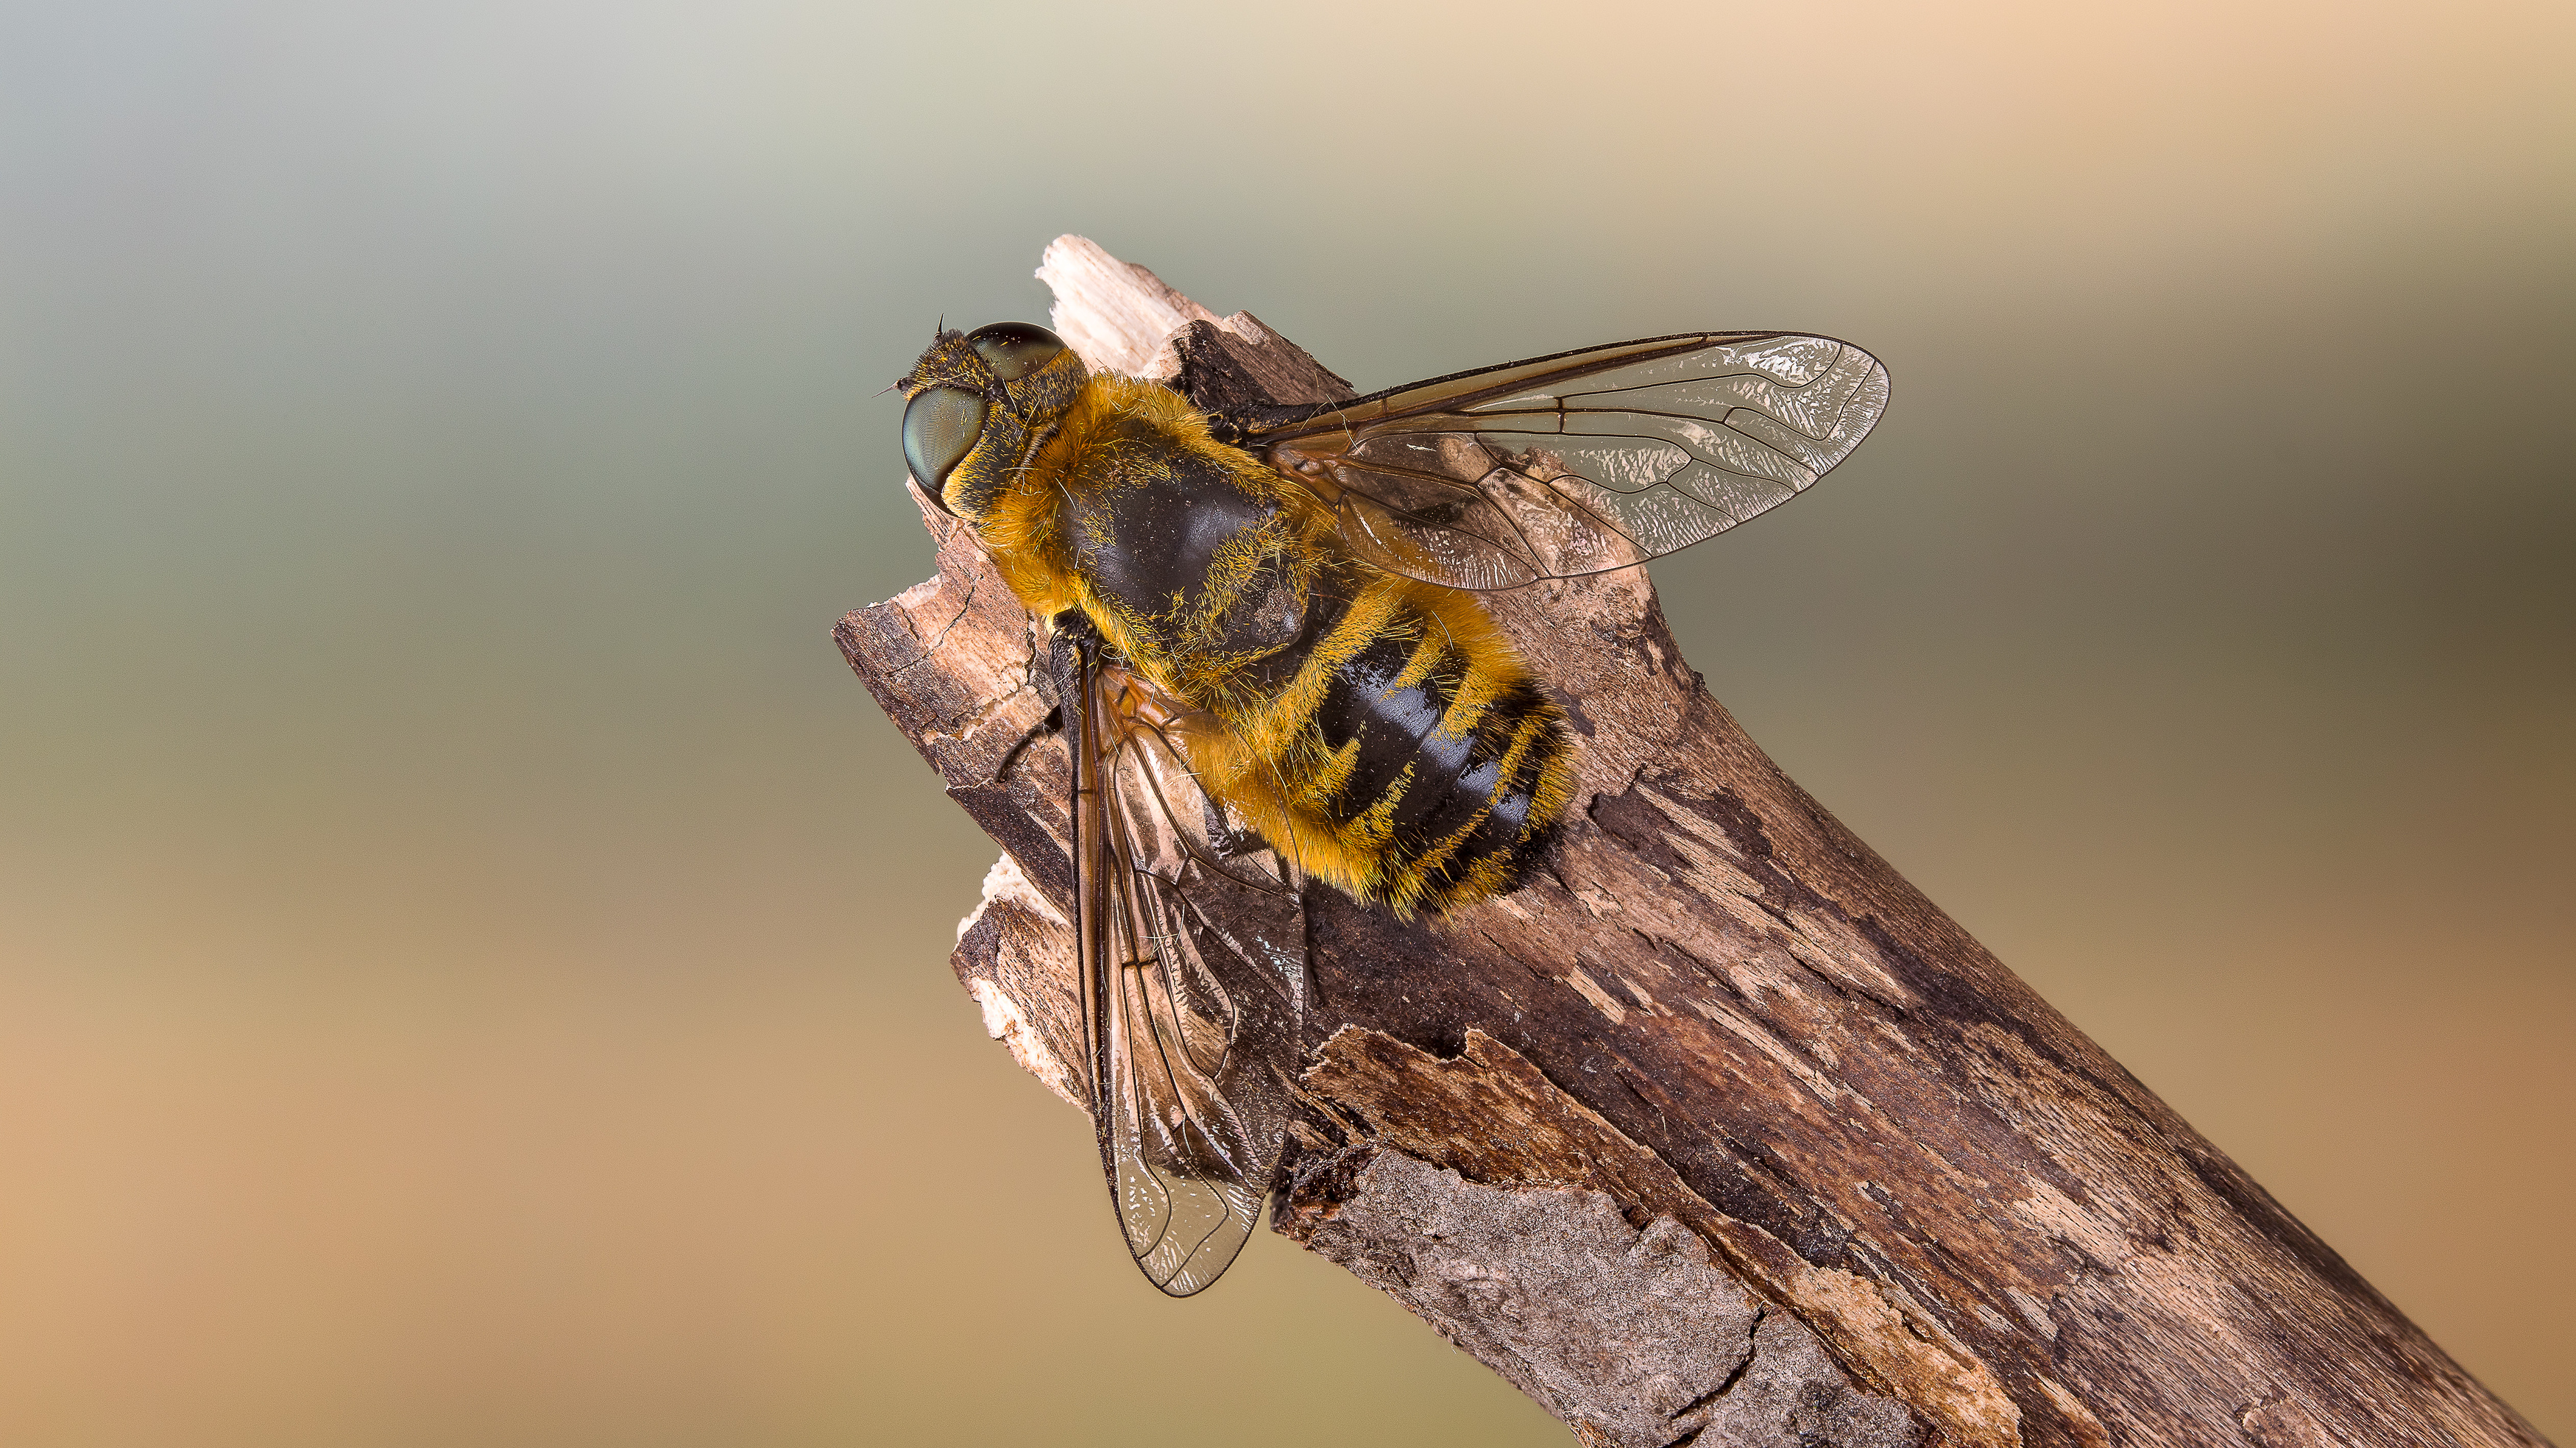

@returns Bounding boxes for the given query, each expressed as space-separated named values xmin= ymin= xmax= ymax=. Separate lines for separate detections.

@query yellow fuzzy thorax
xmin=967 ymin=375 xmax=1309 ymax=618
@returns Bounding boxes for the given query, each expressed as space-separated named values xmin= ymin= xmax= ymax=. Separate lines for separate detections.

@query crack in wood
xmin=1670 ymin=1308 xmax=1763 ymax=1422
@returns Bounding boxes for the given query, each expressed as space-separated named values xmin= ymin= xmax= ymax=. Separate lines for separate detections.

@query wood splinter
xmin=838 ymin=235 xmax=2547 ymax=1448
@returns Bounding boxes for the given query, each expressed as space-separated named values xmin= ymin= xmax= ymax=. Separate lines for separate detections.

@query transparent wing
xmin=1069 ymin=653 xmax=1306 ymax=1296
xmin=1239 ymin=332 xmax=1889 ymax=589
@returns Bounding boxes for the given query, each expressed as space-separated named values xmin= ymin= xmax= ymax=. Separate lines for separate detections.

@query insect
xmin=892 ymin=319 xmax=1888 ymax=1293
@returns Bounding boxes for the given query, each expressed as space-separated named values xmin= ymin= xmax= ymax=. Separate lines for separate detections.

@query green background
xmin=3 ymin=1 xmax=2567 ymax=1443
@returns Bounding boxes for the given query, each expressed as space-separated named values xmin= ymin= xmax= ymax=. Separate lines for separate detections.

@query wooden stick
xmin=838 ymin=235 xmax=2549 ymax=1448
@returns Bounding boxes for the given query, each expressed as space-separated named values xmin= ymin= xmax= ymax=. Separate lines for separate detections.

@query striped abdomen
xmin=1210 ymin=569 xmax=1576 ymax=915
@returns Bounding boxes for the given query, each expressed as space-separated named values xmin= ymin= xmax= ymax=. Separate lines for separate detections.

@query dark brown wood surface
xmin=838 ymin=235 xmax=2550 ymax=1448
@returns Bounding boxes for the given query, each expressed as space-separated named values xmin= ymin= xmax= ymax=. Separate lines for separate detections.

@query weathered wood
xmin=838 ymin=235 xmax=2550 ymax=1448
xmin=1285 ymin=1143 xmax=1917 ymax=1448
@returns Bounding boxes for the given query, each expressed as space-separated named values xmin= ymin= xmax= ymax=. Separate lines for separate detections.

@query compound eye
xmin=901 ymin=386 xmax=988 ymax=491
xmin=965 ymin=322 xmax=1065 ymax=382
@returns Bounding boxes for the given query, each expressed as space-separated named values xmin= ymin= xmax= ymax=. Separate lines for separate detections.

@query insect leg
xmin=982 ymin=614 xmax=1077 ymax=786
xmin=986 ymin=703 xmax=1062 ymax=785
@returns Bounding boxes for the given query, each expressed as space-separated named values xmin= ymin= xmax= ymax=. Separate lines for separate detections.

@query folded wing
xmin=1069 ymin=654 xmax=1306 ymax=1296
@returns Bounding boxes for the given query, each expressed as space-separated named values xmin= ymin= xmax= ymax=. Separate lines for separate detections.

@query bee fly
xmin=891 ymin=318 xmax=1887 ymax=1293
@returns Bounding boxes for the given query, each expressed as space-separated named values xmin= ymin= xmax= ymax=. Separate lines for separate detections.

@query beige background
xmin=1 ymin=1 xmax=2567 ymax=1444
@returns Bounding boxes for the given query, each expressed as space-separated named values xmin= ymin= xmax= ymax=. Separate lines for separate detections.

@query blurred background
xmin=1 ymin=1 xmax=2568 ymax=1444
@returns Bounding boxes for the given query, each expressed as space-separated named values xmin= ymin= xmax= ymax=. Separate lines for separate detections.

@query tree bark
xmin=837 ymin=235 xmax=2550 ymax=1448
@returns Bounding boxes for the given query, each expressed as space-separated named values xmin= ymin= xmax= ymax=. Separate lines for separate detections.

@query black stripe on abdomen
xmin=1406 ymin=676 xmax=1560 ymax=901
xmin=1309 ymin=618 xmax=1565 ymax=904
xmin=1310 ymin=631 xmax=1451 ymax=823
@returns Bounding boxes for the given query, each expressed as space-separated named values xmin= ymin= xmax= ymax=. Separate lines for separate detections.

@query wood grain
xmin=838 ymin=235 xmax=2550 ymax=1448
